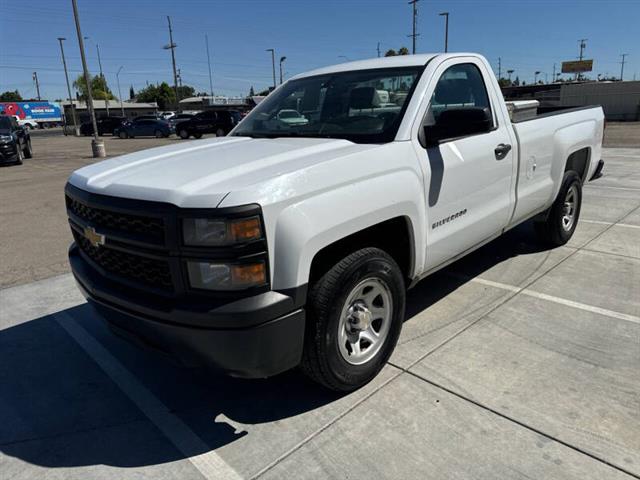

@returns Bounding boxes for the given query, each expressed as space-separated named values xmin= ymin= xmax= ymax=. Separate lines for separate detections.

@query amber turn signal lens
xmin=231 ymin=262 xmax=266 ymax=287
xmin=230 ymin=217 xmax=262 ymax=242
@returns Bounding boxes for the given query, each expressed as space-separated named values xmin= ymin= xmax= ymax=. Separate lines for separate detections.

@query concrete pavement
xmin=0 ymin=148 xmax=638 ymax=479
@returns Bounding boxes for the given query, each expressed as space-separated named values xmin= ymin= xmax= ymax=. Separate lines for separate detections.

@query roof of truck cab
xmin=289 ymin=54 xmax=441 ymax=80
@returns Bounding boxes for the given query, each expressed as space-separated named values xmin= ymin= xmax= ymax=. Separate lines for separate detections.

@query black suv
xmin=176 ymin=110 xmax=241 ymax=139
xmin=0 ymin=115 xmax=32 ymax=165
xmin=80 ymin=116 xmax=126 ymax=136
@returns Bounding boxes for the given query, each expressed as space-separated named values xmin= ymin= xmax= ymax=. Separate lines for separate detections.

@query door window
xmin=425 ymin=63 xmax=494 ymax=129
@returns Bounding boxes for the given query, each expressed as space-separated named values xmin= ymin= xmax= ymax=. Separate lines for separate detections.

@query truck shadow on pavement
xmin=0 ymin=220 xmax=554 ymax=470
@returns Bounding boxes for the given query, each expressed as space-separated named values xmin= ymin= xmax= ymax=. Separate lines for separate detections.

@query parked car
xmin=0 ymin=115 xmax=32 ymax=165
xmin=276 ymin=109 xmax=309 ymax=125
xmin=65 ymin=53 xmax=604 ymax=391
xmin=168 ymin=113 xmax=194 ymax=128
xmin=114 ymin=118 xmax=173 ymax=138
xmin=11 ymin=115 xmax=38 ymax=130
xmin=175 ymin=110 xmax=241 ymax=139
xmin=80 ymin=116 xmax=126 ymax=136
xmin=160 ymin=111 xmax=176 ymax=120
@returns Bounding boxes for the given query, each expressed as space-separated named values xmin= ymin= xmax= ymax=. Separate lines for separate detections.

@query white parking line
xmin=54 ymin=311 xmax=243 ymax=480
xmin=581 ymin=219 xmax=640 ymax=230
xmin=467 ymin=277 xmax=640 ymax=325
xmin=585 ymin=184 xmax=640 ymax=192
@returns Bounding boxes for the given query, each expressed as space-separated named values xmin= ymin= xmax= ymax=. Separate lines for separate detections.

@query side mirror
xmin=423 ymin=107 xmax=492 ymax=147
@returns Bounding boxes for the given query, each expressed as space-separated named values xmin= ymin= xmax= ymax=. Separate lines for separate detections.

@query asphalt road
xmin=0 ymin=140 xmax=638 ymax=478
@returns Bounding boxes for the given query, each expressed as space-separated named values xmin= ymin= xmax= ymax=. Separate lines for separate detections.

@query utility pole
xmin=552 ymin=63 xmax=556 ymax=82
xmin=620 ymin=53 xmax=629 ymax=81
xmin=71 ymin=0 xmax=105 ymax=157
xmin=57 ymin=37 xmax=79 ymax=136
xmin=205 ymin=34 xmax=214 ymax=97
xmin=507 ymin=69 xmax=514 ymax=83
xmin=266 ymin=48 xmax=276 ymax=89
xmin=534 ymin=71 xmax=540 ymax=84
xmin=32 ymin=72 xmax=41 ymax=100
xmin=279 ymin=56 xmax=286 ymax=84
xmin=116 ymin=66 xmax=124 ymax=117
xmin=164 ymin=16 xmax=179 ymax=107
xmin=408 ymin=0 xmax=420 ymax=54
xmin=177 ymin=68 xmax=182 ymax=88
xmin=498 ymin=57 xmax=501 ymax=80
xmin=377 ymin=42 xmax=381 ymax=58
xmin=439 ymin=12 xmax=449 ymax=53
xmin=577 ymin=38 xmax=587 ymax=81
xmin=95 ymin=43 xmax=109 ymax=116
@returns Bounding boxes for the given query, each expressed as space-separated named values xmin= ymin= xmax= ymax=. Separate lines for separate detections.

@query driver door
xmin=416 ymin=59 xmax=516 ymax=271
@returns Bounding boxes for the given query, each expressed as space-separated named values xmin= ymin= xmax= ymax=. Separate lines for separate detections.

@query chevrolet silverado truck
xmin=66 ymin=53 xmax=605 ymax=391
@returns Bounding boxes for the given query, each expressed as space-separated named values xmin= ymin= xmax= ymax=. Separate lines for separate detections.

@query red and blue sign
xmin=0 ymin=101 xmax=62 ymax=121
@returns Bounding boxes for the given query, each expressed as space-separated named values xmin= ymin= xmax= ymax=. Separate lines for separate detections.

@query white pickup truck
xmin=66 ymin=53 xmax=605 ymax=391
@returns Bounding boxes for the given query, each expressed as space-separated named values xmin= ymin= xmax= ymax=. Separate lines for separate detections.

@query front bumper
xmin=0 ymin=142 xmax=19 ymax=163
xmin=70 ymin=244 xmax=306 ymax=378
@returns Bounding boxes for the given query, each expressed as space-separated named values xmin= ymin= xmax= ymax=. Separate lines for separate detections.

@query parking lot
xmin=1 ymin=133 xmax=639 ymax=479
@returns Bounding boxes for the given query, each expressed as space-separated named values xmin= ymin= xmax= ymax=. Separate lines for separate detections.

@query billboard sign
xmin=561 ymin=60 xmax=593 ymax=74
xmin=0 ymin=101 xmax=63 ymax=121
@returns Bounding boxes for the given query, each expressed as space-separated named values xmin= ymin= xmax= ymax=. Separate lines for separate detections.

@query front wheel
xmin=119 ymin=131 xmax=128 ymax=139
xmin=154 ymin=129 xmax=163 ymax=138
xmin=301 ymin=248 xmax=405 ymax=391
xmin=215 ymin=128 xmax=225 ymax=137
xmin=179 ymin=129 xmax=190 ymax=139
xmin=23 ymin=139 xmax=33 ymax=159
xmin=534 ymin=171 xmax=582 ymax=246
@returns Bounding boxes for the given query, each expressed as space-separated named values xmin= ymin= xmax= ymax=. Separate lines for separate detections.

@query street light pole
xmin=266 ymin=49 xmax=276 ymax=89
xmin=205 ymin=34 xmax=214 ymax=97
xmin=620 ymin=53 xmax=629 ymax=81
xmin=408 ymin=0 xmax=420 ymax=54
xmin=534 ymin=71 xmax=540 ymax=84
xmin=71 ymin=0 xmax=105 ymax=157
xmin=116 ymin=66 xmax=124 ymax=117
xmin=279 ymin=56 xmax=286 ymax=84
xmin=439 ymin=12 xmax=449 ymax=53
xmin=57 ymin=37 xmax=79 ymax=136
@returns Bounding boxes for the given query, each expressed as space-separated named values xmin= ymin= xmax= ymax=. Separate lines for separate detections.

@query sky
xmin=1 ymin=0 xmax=639 ymax=101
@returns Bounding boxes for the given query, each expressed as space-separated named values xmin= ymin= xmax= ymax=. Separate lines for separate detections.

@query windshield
xmin=233 ymin=66 xmax=423 ymax=143
xmin=0 ymin=116 xmax=12 ymax=133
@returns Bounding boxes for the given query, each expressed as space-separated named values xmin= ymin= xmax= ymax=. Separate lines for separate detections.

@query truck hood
xmin=68 ymin=136 xmax=380 ymax=207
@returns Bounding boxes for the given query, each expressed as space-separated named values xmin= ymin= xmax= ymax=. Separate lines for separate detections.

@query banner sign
xmin=561 ymin=60 xmax=593 ymax=74
xmin=0 ymin=101 xmax=63 ymax=121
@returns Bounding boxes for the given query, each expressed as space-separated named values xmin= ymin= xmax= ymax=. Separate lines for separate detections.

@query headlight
xmin=0 ymin=135 xmax=12 ymax=143
xmin=186 ymin=260 xmax=266 ymax=290
xmin=183 ymin=216 xmax=262 ymax=246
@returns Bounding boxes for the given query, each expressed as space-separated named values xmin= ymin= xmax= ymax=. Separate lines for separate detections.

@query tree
xmin=257 ymin=88 xmax=271 ymax=96
xmin=136 ymin=82 xmax=175 ymax=109
xmin=73 ymin=74 xmax=115 ymax=101
xmin=249 ymin=86 xmax=255 ymax=96
xmin=129 ymin=85 xmax=135 ymax=100
xmin=398 ymin=47 xmax=410 ymax=56
xmin=0 ymin=90 xmax=23 ymax=101
xmin=497 ymin=78 xmax=511 ymax=88
xmin=384 ymin=49 xmax=397 ymax=57
xmin=176 ymin=85 xmax=195 ymax=99
xmin=513 ymin=76 xmax=520 ymax=86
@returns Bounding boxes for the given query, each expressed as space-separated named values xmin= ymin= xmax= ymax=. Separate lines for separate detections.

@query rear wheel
xmin=216 ymin=128 xmax=225 ymax=137
xmin=179 ymin=129 xmax=190 ymax=139
xmin=154 ymin=129 xmax=163 ymax=138
xmin=193 ymin=133 xmax=203 ymax=139
xmin=301 ymin=248 xmax=405 ymax=391
xmin=534 ymin=171 xmax=582 ymax=246
xmin=119 ymin=130 xmax=128 ymax=139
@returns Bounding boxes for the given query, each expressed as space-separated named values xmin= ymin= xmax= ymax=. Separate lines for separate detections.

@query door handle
xmin=494 ymin=143 xmax=512 ymax=160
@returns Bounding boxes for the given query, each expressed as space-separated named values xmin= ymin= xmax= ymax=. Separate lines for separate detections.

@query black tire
xmin=15 ymin=143 xmax=24 ymax=165
xmin=179 ymin=129 xmax=190 ymax=139
xmin=216 ymin=128 xmax=225 ymax=137
xmin=154 ymin=129 xmax=163 ymax=138
xmin=193 ymin=133 xmax=203 ymax=139
xmin=301 ymin=247 xmax=405 ymax=391
xmin=23 ymin=139 xmax=33 ymax=159
xmin=119 ymin=131 xmax=128 ymax=139
xmin=534 ymin=171 xmax=582 ymax=247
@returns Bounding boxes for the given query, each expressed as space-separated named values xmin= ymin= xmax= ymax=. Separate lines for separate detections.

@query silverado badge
xmin=83 ymin=226 xmax=105 ymax=247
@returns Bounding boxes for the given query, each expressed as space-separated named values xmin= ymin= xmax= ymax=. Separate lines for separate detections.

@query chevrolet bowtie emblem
xmin=83 ymin=226 xmax=105 ymax=247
